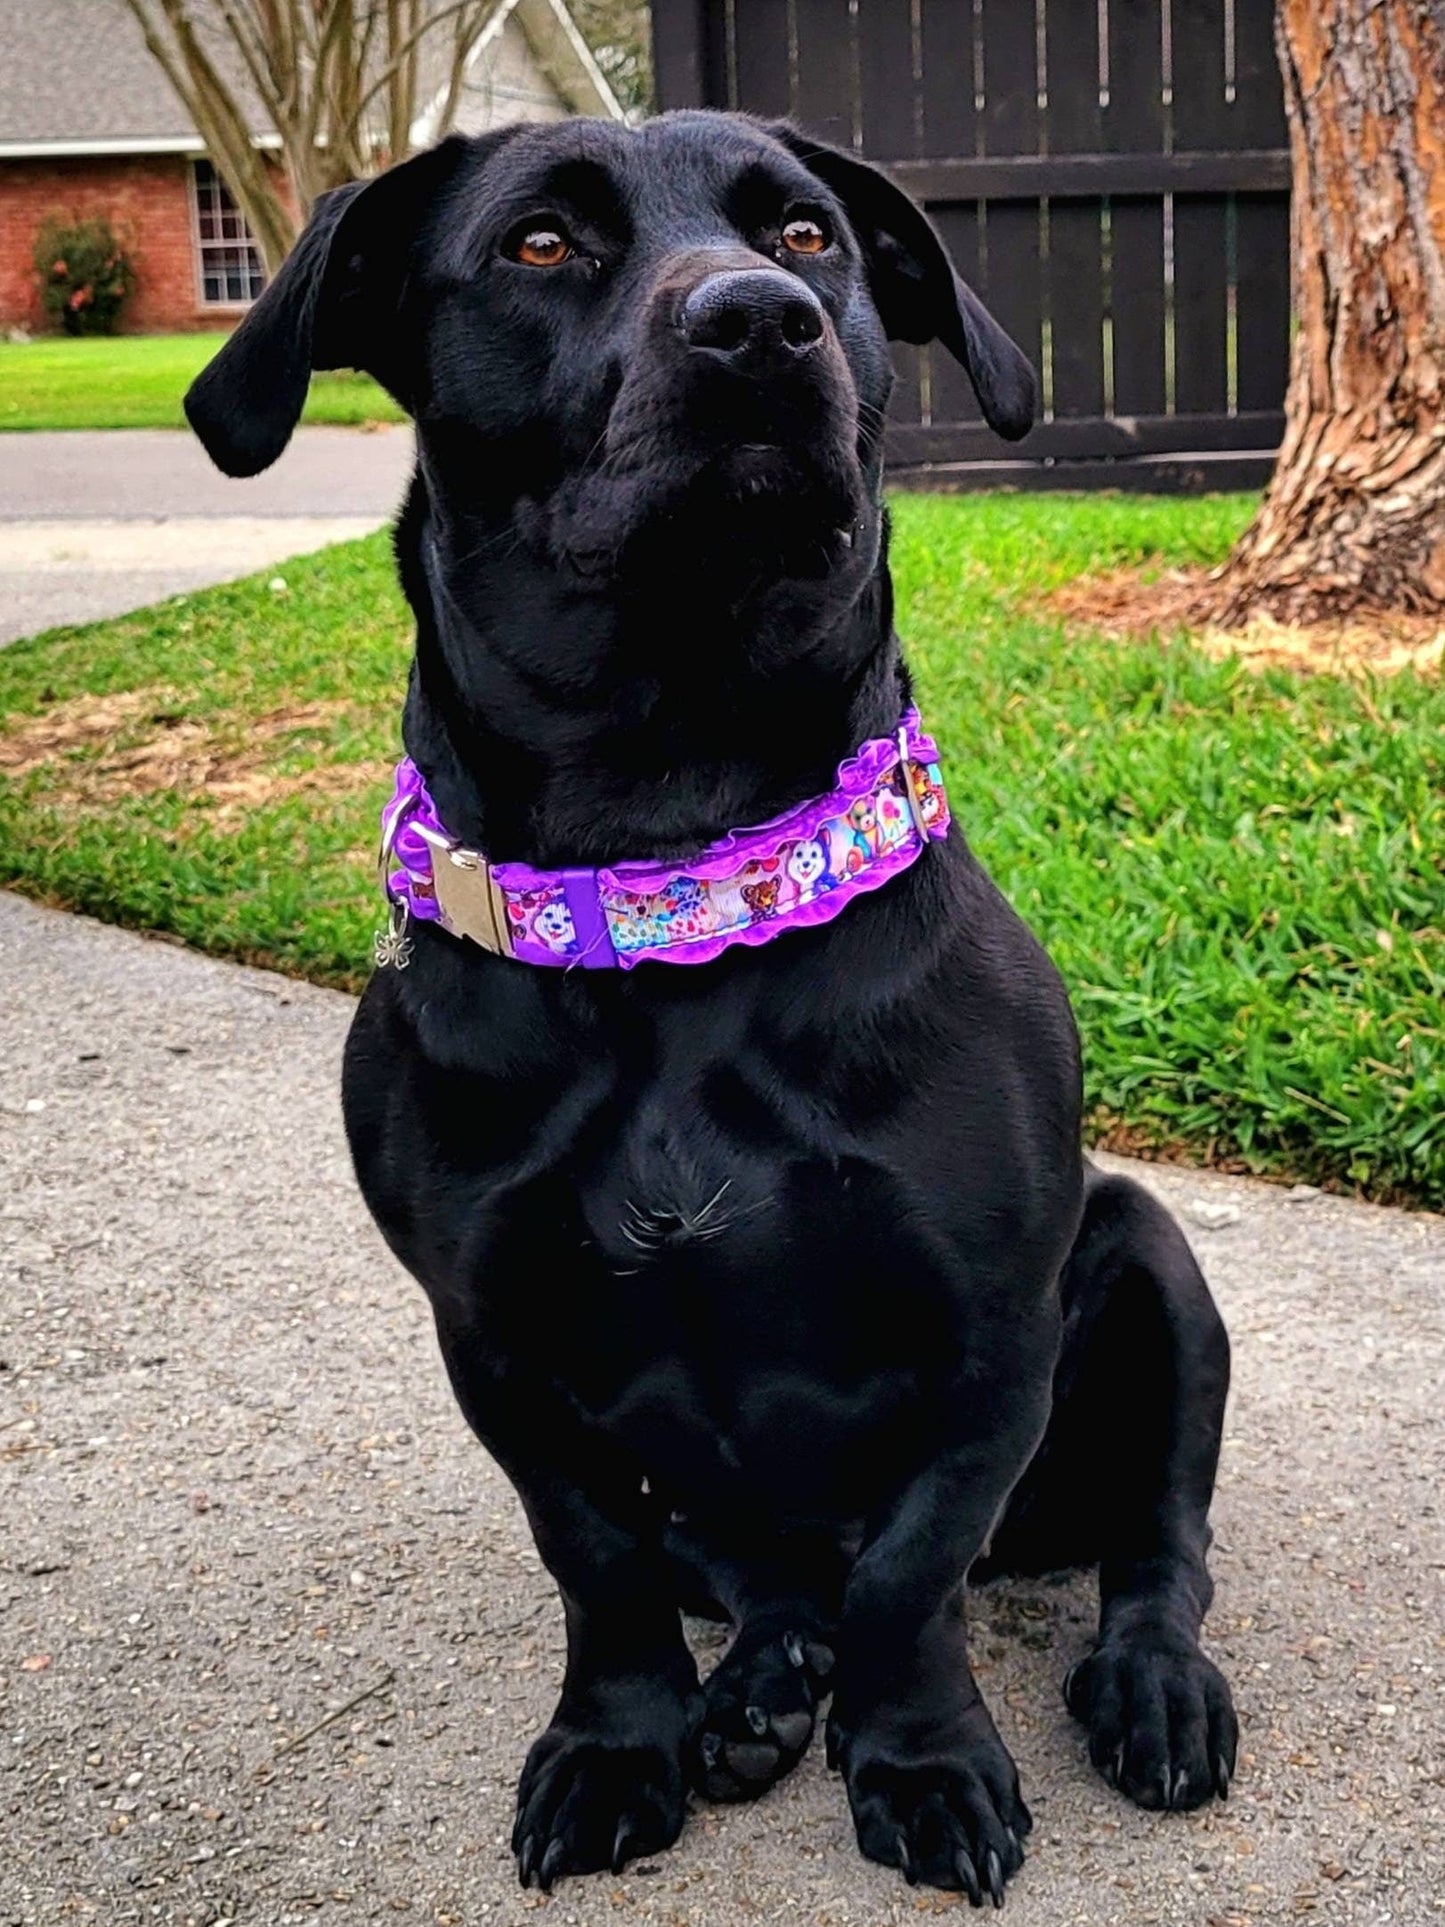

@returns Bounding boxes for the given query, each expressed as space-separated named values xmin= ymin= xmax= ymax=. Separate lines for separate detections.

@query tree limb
xmin=120 ymin=0 xmax=516 ymax=273
xmin=341 ymin=0 xmax=500 ymax=148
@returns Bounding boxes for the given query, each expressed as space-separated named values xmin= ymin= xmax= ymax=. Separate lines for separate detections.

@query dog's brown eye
xmin=782 ymin=218 xmax=828 ymax=256
xmin=513 ymin=228 xmax=573 ymax=267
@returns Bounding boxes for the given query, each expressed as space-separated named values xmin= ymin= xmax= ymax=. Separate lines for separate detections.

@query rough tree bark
xmin=1213 ymin=0 xmax=1445 ymax=623
xmin=121 ymin=0 xmax=505 ymax=273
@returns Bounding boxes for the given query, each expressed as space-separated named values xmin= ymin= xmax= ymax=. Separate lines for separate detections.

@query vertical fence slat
xmin=980 ymin=0 xmax=1040 ymax=156
xmin=1102 ymin=0 xmax=1165 ymax=152
xmin=1110 ymin=197 xmax=1166 ymax=415
xmin=1049 ymin=201 xmax=1107 ymax=417
xmin=920 ymin=0 xmax=978 ymax=159
xmin=733 ymin=0 xmax=792 ymax=119
xmin=888 ymin=345 xmax=924 ymax=426
xmin=929 ymin=205 xmax=984 ymax=423
xmin=1170 ymin=1 xmax=1229 ymax=150
xmin=981 ymin=202 xmax=1045 ymax=404
xmin=1044 ymin=0 xmax=1102 ymax=154
xmin=859 ymin=0 xmax=919 ymax=158
xmin=1234 ymin=193 xmax=1291 ymax=412
xmin=652 ymin=0 xmax=713 ymax=109
xmin=1233 ymin=0 xmax=1288 ymax=145
xmin=792 ymin=0 xmax=856 ymax=147
xmin=1173 ymin=195 xmax=1230 ymax=414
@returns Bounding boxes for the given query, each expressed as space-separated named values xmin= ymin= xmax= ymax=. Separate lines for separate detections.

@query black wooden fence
xmin=653 ymin=0 xmax=1291 ymax=489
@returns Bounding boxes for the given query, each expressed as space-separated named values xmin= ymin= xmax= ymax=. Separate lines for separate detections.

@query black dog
xmin=186 ymin=110 xmax=1237 ymax=1903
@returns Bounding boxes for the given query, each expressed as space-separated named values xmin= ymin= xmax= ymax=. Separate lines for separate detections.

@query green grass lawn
xmin=0 ymin=493 xmax=1440 ymax=1207
xmin=0 ymin=333 xmax=404 ymax=430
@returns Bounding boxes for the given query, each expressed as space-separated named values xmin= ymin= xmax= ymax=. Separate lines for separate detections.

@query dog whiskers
xmin=619 ymin=1180 xmax=736 ymax=1256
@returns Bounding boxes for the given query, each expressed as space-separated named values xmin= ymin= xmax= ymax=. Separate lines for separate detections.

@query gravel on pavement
xmin=1 ymin=891 xmax=1440 ymax=1927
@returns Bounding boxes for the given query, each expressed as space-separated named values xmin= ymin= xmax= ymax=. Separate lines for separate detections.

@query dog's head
xmin=187 ymin=114 xmax=1033 ymax=594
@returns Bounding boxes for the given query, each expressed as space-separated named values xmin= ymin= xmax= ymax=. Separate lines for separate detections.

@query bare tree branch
xmin=210 ymin=0 xmax=290 ymax=124
xmin=121 ymin=0 xmax=294 ymax=269
xmin=341 ymin=0 xmax=498 ymax=151
xmin=427 ymin=1 xmax=477 ymax=148
xmin=121 ymin=0 xmax=515 ymax=269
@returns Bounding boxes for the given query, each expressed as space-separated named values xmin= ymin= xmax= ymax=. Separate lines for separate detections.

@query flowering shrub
xmin=32 ymin=217 xmax=136 ymax=335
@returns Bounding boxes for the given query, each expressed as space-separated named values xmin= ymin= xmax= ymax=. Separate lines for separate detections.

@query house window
xmin=191 ymin=160 xmax=267 ymax=306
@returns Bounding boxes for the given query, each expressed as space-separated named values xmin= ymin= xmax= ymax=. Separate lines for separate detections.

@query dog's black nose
xmin=681 ymin=269 xmax=825 ymax=369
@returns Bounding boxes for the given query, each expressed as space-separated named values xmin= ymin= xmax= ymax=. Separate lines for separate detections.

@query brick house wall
xmin=0 ymin=153 xmax=241 ymax=333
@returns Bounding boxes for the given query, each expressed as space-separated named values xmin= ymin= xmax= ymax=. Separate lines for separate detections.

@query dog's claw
xmin=612 ymin=1817 xmax=641 ymax=1875
xmin=745 ymin=1703 xmax=770 ymax=1736
xmin=955 ymin=1847 xmax=982 ymax=1906
xmin=516 ymin=1833 xmax=537 ymax=1888
xmin=699 ymin=1730 xmax=722 ymax=1767
xmin=1214 ymin=1753 xmax=1231 ymax=1799
xmin=893 ymin=1828 xmax=916 ymax=1884
xmin=783 ymin=1629 xmax=806 ymax=1669
xmin=538 ymin=1837 xmax=565 ymax=1893
xmin=986 ymin=1846 xmax=1004 ymax=1907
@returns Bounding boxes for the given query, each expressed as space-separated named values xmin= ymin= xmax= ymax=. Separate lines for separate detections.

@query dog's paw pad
xmin=1066 ymin=1636 xmax=1237 ymax=1812
xmin=692 ymin=1629 xmax=823 ymax=1803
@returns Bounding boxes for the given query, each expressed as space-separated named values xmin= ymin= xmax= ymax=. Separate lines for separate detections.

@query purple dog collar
xmin=376 ymin=708 xmax=950 ymax=971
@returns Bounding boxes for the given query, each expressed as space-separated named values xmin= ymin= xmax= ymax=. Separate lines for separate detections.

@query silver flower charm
xmin=374 ymin=899 xmax=413 ymax=970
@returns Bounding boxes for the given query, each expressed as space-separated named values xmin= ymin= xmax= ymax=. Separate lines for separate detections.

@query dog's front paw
xmin=830 ymin=1700 xmax=1031 ymax=1903
xmin=691 ymin=1624 xmax=833 ymax=1802
xmin=1065 ymin=1634 xmax=1237 ymax=1811
xmin=513 ymin=1688 xmax=694 ymax=1891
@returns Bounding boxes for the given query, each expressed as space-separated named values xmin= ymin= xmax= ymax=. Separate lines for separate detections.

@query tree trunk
xmin=1213 ymin=0 xmax=1445 ymax=624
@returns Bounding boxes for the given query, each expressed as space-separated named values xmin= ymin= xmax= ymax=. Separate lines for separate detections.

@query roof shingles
xmin=0 ymin=0 xmax=226 ymax=148
xmin=0 ymin=0 xmax=617 ymax=154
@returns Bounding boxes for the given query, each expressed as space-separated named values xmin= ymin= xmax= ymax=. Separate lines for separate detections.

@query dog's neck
xmin=395 ymin=481 xmax=907 ymax=870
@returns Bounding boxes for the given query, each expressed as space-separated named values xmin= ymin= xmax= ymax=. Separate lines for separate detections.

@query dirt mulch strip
xmin=1042 ymin=565 xmax=1445 ymax=678
xmin=0 ymin=688 xmax=375 ymax=819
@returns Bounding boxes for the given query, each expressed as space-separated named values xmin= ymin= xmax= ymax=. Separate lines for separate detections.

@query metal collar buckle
xmin=408 ymin=821 xmax=516 ymax=958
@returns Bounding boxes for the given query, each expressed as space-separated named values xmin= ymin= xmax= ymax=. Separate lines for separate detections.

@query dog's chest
xmin=536 ymin=1113 xmax=952 ymax=1520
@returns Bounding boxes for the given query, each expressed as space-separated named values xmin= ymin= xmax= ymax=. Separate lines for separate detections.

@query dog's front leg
xmin=828 ymin=1349 xmax=1055 ymax=1904
xmin=435 ymin=1319 xmax=701 ymax=1893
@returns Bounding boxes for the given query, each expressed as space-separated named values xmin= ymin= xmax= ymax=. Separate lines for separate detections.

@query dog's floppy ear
xmin=768 ymin=124 xmax=1037 ymax=441
xmin=185 ymin=138 xmax=470 ymax=477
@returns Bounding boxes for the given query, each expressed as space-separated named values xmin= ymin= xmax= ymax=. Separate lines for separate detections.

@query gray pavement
xmin=0 ymin=427 xmax=414 ymax=642
xmin=1 ymin=889 xmax=1441 ymax=1927
xmin=0 ymin=428 xmax=414 ymax=520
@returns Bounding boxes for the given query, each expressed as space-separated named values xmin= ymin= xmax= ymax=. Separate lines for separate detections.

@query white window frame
xmin=189 ymin=159 xmax=268 ymax=309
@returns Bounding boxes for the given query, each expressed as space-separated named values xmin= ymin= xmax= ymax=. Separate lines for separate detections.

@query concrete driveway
xmin=0 ymin=426 xmax=414 ymax=644
xmin=1 ymin=891 xmax=1441 ymax=1926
